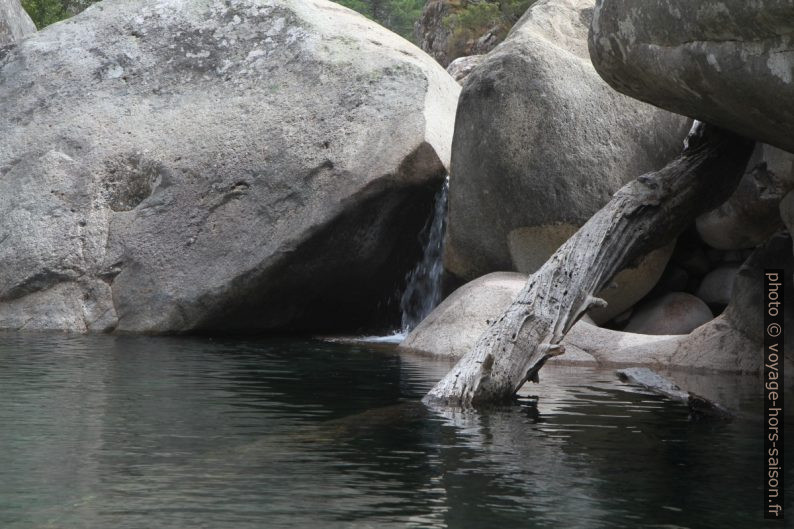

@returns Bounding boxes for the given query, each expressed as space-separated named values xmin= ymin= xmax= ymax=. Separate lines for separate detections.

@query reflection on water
xmin=0 ymin=333 xmax=790 ymax=529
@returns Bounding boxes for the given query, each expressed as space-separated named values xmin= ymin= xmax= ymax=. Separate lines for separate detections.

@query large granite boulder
xmin=0 ymin=0 xmax=460 ymax=333
xmin=589 ymin=0 xmax=794 ymax=153
xmin=444 ymin=0 xmax=690 ymax=295
xmin=0 ymin=0 xmax=35 ymax=45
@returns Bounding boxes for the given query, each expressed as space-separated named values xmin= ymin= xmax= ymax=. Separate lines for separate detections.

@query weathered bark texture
xmin=424 ymin=123 xmax=755 ymax=407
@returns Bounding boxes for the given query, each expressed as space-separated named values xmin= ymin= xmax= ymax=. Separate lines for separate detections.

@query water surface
xmin=0 ymin=333 xmax=790 ymax=528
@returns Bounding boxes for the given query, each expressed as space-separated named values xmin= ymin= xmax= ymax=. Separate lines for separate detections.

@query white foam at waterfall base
xmin=399 ymin=176 xmax=449 ymax=332
xmin=352 ymin=177 xmax=448 ymax=345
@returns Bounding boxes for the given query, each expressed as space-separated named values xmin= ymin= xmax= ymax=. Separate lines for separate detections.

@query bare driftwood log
xmin=616 ymin=368 xmax=733 ymax=421
xmin=424 ymin=123 xmax=754 ymax=407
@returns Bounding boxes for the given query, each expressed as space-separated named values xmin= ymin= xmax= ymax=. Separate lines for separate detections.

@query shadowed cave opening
xmin=190 ymin=177 xmax=444 ymax=335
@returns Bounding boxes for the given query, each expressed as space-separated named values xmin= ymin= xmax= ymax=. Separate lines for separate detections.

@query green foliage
xmin=21 ymin=0 xmax=98 ymax=29
xmin=449 ymin=2 xmax=501 ymax=32
xmin=443 ymin=0 xmax=534 ymax=57
xmin=335 ymin=0 xmax=371 ymax=14
xmin=333 ymin=0 xmax=425 ymax=42
xmin=21 ymin=0 xmax=68 ymax=28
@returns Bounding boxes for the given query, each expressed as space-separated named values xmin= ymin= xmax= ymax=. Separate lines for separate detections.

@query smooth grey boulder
xmin=0 ymin=0 xmax=460 ymax=333
xmin=444 ymin=0 xmax=690 ymax=284
xmin=589 ymin=0 xmax=794 ymax=154
xmin=400 ymin=271 xmax=596 ymax=363
xmin=587 ymin=243 xmax=674 ymax=324
xmin=696 ymin=266 xmax=740 ymax=308
xmin=696 ymin=144 xmax=792 ymax=250
xmin=401 ymin=272 xmax=527 ymax=358
xmin=401 ymin=269 xmax=786 ymax=374
xmin=399 ymin=269 xmax=783 ymax=374
xmin=624 ymin=292 xmax=713 ymax=336
xmin=0 ymin=0 xmax=35 ymax=45
xmin=505 ymin=223 xmax=674 ymax=324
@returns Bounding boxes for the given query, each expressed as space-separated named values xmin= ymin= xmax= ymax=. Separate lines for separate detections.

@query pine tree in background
xmin=442 ymin=0 xmax=533 ymax=55
xmin=21 ymin=0 xmax=97 ymax=28
xmin=335 ymin=0 xmax=425 ymax=42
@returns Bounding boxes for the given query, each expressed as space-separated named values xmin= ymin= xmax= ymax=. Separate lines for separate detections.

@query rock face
xmin=0 ymin=0 xmax=460 ymax=333
xmin=0 ymin=0 xmax=35 ymax=45
xmin=414 ymin=0 xmax=458 ymax=67
xmin=414 ymin=0 xmax=511 ymax=67
xmin=589 ymin=0 xmax=794 ymax=154
xmin=624 ymin=292 xmax=713 ymax=336
xmin=723 ymin=233 xmax=793 ymax=346
xmin=446 ymin=54 xmax=484 ymax=84
xmin=444 ymin=0 xmax=689 ymax=308
xmin=696 ymin=144 xmax=793 ymax=250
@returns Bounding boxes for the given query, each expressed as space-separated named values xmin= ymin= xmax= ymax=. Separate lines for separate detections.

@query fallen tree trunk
xmin=423 ymin=123 xmax=755 ymax=407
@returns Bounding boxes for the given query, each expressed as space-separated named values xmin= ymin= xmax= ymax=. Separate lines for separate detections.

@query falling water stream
xmin=399 ymin=177 xmax=449 ymax=333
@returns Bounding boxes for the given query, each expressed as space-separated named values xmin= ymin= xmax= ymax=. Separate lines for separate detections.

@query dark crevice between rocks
xmin=189 ymin=174 xmax=446 ymax=336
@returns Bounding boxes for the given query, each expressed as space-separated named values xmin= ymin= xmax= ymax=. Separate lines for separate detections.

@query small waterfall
xmin=399 ymin=177 xmax=449 ymax=332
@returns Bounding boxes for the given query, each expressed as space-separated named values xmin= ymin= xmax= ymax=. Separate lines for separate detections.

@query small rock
xmin=696 ymin=266 xmax=740 ymax=307
xmin=446 ymin=55 xmax=484 ymax=84
xmin=720 ymin=250 xmax=746 ymax=264
xmin=625 ymin=292 xmax=713 ymax=335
